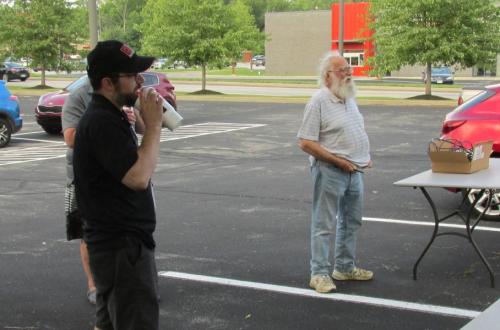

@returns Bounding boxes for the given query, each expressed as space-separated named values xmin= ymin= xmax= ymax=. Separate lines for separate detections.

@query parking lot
xmin=1 ymin=97 xmax=499 ymax=329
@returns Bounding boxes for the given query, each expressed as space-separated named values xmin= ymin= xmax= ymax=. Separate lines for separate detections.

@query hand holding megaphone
xmin=134 ymin=90 xmax=183 ymax=131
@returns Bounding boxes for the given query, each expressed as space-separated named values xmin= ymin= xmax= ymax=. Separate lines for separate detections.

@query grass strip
xmin=8 ymin=85 xmax=59 ymax=96
xmin=176 ymin=92 xmax=455 ymax=107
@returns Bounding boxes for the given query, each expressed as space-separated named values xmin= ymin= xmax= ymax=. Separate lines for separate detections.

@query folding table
xmin=394 ymin=159 xmax=500 ymax=288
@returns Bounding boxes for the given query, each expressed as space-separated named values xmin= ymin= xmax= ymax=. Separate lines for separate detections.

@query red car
xmin=35 ymin=72 xmax=177 ymax=135
xmin=441 ymin=83 xmax=500 ymax=220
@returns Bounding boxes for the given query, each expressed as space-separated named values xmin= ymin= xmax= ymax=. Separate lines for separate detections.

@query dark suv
xmin=0 ymin=81 xmax=22 ymax=147
xmin=2 ymin=62 xmax=30 ymax=82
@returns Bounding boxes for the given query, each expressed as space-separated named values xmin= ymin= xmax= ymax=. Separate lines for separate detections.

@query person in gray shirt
xmin=297 ymin=51 xmax=373 ymax=294
xmin=62 ymin=78 xmax=96 ymax=304
xmin=62 ymin=77 xmax=144 ymax=305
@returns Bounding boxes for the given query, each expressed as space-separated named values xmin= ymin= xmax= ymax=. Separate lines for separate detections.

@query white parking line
xmin=0 ymin=144 xmax=67 ymax=166
xmin=14 ymin=130 xmax=48 ymax=136
xmin=158 ymin=122 xmax=265 ymax=142
xmin=363 ymin=217 xmax=500 ymax=232
xmin=13 ymin=137 xmax=63 ymax=143
xmin=1 ymin=122 xmax=266 ymax=166
xmin=159 ymin=271 xmax=480 ymax=319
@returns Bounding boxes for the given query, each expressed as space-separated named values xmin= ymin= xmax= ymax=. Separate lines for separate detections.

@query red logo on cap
xmin=120 ymin=44 xmax=134 ymax=58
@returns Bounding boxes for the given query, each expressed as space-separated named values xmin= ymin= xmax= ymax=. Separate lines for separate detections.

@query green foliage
xmin=141 ymin=0 xmax=223 ymax=64
xmin=224 ymin=0 xmax=264 ymax=60
xmin=368 ymin=0 xmax=500 ymax=76
xmin=288 ymin=0 xmax=338 ymax=11
xmin=0 ymin=0 xmax=85 ymax=84
xmin=99 ymin=0 xmax=146 ymax=50
xmin=140 ymin=0 xmax=263 ymax=90
xmin=68 ymin=0 xmax=89 ymax=41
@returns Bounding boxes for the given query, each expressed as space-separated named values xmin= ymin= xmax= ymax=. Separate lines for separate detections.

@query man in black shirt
xmin=73 ymin=40 xmax=163 ymax=330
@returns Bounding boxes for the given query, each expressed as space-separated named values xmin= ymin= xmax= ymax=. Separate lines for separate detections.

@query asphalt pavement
xmin=1 ymin=98 xmax=499 ymax=329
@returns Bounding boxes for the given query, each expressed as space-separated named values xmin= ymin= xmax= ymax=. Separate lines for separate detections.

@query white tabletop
xmin=394 ymin=159 xmax=500 ymax=189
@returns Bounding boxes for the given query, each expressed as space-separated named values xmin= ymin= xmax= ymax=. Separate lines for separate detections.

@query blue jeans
xmin=310 ymin=160 xmax=364 ymax=275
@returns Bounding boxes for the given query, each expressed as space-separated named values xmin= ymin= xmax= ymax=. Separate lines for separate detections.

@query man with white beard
xmin=297 ymin=51 xmax=373 ymax=293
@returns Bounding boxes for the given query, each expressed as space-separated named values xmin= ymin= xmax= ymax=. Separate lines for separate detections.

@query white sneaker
xmin=332 ymin=267 xmax=373 ymax=281
xmin=309 ymin=275 xmax=336 ymax=293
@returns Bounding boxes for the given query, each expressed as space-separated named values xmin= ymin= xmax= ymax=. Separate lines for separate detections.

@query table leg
xmin=465 ymin=189 xmax=495 ymax=288
xmin=414 ymin=188 xmax=496 ymax=287
xmin=413 ymin=187 xmax=439 ymax=280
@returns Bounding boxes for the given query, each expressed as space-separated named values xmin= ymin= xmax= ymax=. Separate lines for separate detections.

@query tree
xmin=368 ymin=0 xmax=500 ymax=96
xmin=225 ymin=0 xmax=265 ymax=73
xmin=68 ymin=0 xmax=89 ymax=43
xmin=63 ymin=0 xmax=89 ymax=71
xmin=99 ymin=0 xmax=146 ymax=50
xmin=0 ymin=0 xmax=82 ymax=86
xmin=140 ymin=0 xmax=263 ymax=92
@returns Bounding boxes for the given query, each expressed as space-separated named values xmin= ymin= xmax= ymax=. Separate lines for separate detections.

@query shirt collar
xmin=90 ymin=93 xmax=132 ymax=125
xmin=91 ymin=93 xmax=122 ymax=116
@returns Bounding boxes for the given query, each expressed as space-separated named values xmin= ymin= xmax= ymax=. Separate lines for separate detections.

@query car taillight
xmin=8 ymin=95 xmax=18 ymax=102
xmin=442 ymin=120 xmax=466 ymax=134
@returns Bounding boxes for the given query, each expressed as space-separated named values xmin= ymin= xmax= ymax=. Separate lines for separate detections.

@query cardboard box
xmin=428 ymin=140 xmax=493 ymax=174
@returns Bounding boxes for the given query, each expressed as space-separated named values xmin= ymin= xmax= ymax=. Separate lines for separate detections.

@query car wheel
xmin=21 ymin=78 xmax=27 ymax=82
xmin=0 ymin=117 xmax=12 ymax=148
xmin=462 ymin=189 xmax=500 ymax=221
xmin=42 ymin=125 xmax=62 ymax=135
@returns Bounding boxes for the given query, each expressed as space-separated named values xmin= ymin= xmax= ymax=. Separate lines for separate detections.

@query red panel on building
xmin=331 ymin=2 xmax=374 ymax=76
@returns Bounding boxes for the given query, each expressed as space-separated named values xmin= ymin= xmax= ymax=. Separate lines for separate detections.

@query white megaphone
xmin=134 ymin=95 xmax=183 ymax=131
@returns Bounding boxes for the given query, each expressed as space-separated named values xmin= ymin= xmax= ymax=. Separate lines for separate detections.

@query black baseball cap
xmin=87 ymin=40 xmax=155 ymax=79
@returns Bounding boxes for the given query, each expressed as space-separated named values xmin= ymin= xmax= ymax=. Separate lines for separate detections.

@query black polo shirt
xmin=73 ymin=93 xmax=156 ymax=251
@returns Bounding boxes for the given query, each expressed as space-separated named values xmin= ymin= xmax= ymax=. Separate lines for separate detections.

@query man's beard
xmin=330 ymin=77 xmax=356 ymax=100
xmin=113 ymin=85 xmax=138 ymax=107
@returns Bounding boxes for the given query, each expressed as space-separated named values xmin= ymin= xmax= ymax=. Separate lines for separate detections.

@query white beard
xmin=330 ymin=77 xmax=356 ymax=100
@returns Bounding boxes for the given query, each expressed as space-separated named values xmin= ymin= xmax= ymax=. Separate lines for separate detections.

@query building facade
xmin=265 ymin=2 xmax=499 ymax=77
xmin=265 ymin=10 xmax=331 ymax=76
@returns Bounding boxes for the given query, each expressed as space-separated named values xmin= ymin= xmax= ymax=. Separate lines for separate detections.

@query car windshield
xmin=142 ymin=73 xmax=159 ymax=86
xmin=432 ymin=67 xmax=451 ymax=75
xmin=65 ymin=75 xmax=89 ymax=92
xmin=5 ymin=62 xmax=23 ymax=68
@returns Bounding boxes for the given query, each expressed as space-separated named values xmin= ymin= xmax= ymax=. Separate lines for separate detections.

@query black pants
xmin=88 ymin=237 xmax=159 ymax=330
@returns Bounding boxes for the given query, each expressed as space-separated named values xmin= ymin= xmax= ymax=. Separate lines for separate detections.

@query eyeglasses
xmin=329 ymin=66 xmax=352 ymax=74
xmin=115 ymin=73 xmax=143 ymax=79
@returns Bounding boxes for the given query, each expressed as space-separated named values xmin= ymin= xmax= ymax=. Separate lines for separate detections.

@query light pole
xmin=338 ymin=0 xmax=344 ymax=56
xmin=88 ymin=0 xmax=98 ymax=49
